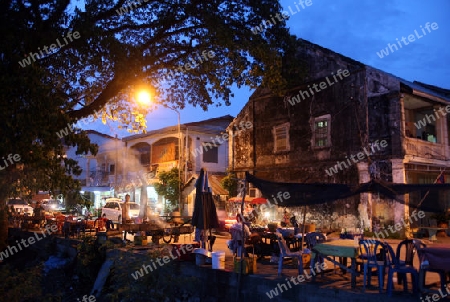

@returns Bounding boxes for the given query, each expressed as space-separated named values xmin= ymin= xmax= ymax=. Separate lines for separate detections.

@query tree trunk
xmin=0 ymin=206 xmax=9 ymax=252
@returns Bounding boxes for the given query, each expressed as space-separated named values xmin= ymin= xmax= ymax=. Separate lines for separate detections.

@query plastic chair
xmin=396 ymin=239 xmax=417 ymax=285
xmin=305 ymin=232 xmax=326 ymax=272
xmin=414 ymin=239 xmax=448 ymax=293
xmin=359 ymin=239 xmax=387 ymax=293
xmin=305 ymin=232 xmax=326 ymax=249
xmin=230 ymin=227 xmax=252 ymax=257
xmin=55 ymin=215 xmax=66 ymax=235
xmin=385 ymin=242 xmax=418 ymax=296
xmin=275 ymin=232 xmax=303 ymax=276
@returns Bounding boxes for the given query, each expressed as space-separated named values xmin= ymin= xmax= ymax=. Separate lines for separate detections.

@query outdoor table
xmin=45 ymin=217 xmax=57 ymax=230
xmin=63 ymin=220 xmax=83 ymax=238
xmin=311 ymin=239 xmax=361 ymax=288
xmin=19 ymin=215 xmax=47 ymax=230
xmin=252 ymin=232 xmax=277 ymax=258
xmin=418 ymin=227 xmax=448 ymax=241
xmin=417 ymin=244 xmax=450 ymax=293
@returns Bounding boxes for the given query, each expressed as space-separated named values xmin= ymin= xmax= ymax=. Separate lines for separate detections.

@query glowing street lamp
xmin=136 ymin=90 xmax=152 ymax=106
xmin=134 ymin=89 xmax=182 ymax=211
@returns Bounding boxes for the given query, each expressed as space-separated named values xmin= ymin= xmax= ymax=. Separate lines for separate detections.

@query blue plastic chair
xmin=395 ymin=239 xmax=417 ymax=285
xmin=306 ymin=232 xmax=327 ymax=276
xmin=414 ymin=239 xmax=448 ymax=293
xmin=305 ymin=232 xmax=326 ymax=249
xmin=275 ymin=232 xmax=304 ymax=276
xmin=359 ymin=239 xmax=387 ymax=293
xmin=385 ymin=242 xmax=418 ymax=296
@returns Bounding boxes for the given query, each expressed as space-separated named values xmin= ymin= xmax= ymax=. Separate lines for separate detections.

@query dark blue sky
xmin=88 ymin=0 xmax=450 ymax=137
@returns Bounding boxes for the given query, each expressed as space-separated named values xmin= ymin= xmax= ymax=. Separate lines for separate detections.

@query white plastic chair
xmin=275 ymin=232 xmax=303 ymax=276
xmin=230 ymin=227 xmax=249 ymax=257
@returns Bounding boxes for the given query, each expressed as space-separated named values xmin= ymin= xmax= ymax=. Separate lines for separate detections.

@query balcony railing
xmin=404 ymin=137 xmax=448 ymax=160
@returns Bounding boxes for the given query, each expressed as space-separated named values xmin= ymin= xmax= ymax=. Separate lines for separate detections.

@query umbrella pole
xmin=208 ymin=228 xmax=212 ymax=252
xmin=236 ymin=178 xmax=247 ymax=302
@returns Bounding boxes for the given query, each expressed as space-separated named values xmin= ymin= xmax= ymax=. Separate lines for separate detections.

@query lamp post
xmin=135 ymin=90 xmax=182 ymax=211
xmin=163 ymin=104 xmax=182 ymax=212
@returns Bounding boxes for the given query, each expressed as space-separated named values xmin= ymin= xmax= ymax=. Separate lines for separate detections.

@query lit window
xmin=313 ymin=115 xmax=331 ymax=148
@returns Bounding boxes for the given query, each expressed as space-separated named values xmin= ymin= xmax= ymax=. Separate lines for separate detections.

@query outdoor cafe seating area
xmin=223 ymin=225 xmax=450 ymax=297
xmin=9 ymin=212 xmax=108 ymax=238
xmin=8 ymin=209 xmax=450 ymax=297
xmin=217 ymin=201 xmax=450 ymax=298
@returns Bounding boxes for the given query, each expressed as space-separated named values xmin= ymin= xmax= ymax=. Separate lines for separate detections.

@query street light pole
xmin=134 ymin=89 xmax=183 ymax=211
xmin=164 ymin=105 xmax=182 ymax=211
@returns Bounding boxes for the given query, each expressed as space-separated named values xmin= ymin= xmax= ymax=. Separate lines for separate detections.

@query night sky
xmin=88 ymin=0 xmax=450 ymax=137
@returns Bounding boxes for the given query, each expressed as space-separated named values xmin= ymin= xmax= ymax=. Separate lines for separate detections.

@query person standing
xmin=122 ymin=194 xmax=131 ymax=224
xmin=229 ymin=214 xmax=251 ymax=257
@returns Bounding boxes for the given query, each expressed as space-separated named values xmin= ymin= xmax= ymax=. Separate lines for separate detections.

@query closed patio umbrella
xmin=192 ymin=168 xmax=219 ymax=251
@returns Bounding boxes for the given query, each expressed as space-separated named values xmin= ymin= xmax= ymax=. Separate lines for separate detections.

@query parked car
xmin=101 ymin=198 xmax=140 ymax=223
xmin=6 ymin=198 xmax=34 ymax=216
xmin=41 ymin=199 xmax=65 ymax=212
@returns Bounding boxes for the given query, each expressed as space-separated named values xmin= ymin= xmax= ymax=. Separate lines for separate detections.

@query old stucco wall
xmin=230 ymin=41 xmax=409 ymax=232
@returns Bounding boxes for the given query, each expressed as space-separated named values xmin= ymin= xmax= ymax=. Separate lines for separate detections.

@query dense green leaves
xmin=221 ymin=170 xmax=238 ymax=197
xmin=0 ymin=0 xmax=291 ymax=201
xmin=154 ymin=168 xmax=181 ymax=210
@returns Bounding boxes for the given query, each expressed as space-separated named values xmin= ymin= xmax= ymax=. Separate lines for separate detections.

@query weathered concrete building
xmin=65 ymin=130 xmax=125 ymax=209
xmin=229 ymin=39 xmax=450 ymax=233
xmin=121 ymin=115 xmax=233 ymax=216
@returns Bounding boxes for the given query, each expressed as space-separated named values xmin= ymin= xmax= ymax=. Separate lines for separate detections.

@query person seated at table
xmin=96 ymin=213 xmax=114 ymax=231
xmin=281 ymin=209 xmax=290 ymax=227
xmin=7 ymin=205 xmax=16 ymax=224
xmin=290 ymin=215 xmax=299 ymax=234
xmin=31 ymin=202 xmax=45 ymax=228
xmin=33 ymin=202 xmax=44 ymax=217
xmin=63 ymin=216 xmax=72 ymax=238
xmin=229 ymin=214 xmax=251 ymax=257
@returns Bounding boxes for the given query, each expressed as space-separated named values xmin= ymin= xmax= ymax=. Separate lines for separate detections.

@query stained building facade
xmin=229 ymin=39 xmax=450 ymax=233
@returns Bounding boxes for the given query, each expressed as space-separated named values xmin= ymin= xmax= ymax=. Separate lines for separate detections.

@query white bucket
xmin=211 ymin=251 xmax=225 ymax=269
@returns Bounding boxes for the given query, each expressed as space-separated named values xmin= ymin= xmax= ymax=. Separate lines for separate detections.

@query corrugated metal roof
xmin=123 ymin=115 xmax=234 ymax=142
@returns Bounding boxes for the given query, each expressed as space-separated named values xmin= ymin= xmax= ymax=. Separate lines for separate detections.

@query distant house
xmin=65 ymin=130 xmax=125 ymax=209
xmin=121 ymin=115 xmax=233 ymax=215
xmin=183 ymin=173 xmax=229 ymax=217
xmin=229 ymin=39 xmax=450 ymax=233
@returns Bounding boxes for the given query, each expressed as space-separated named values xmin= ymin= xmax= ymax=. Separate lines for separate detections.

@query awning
xmin=245 ymin=172 xmax=450 ymax=212
xmin=228 ymin=196 xmax=268 ymax=204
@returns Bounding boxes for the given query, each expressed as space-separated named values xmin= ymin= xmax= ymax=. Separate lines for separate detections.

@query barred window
xmin=313 ymin=115 xmax=331 ymax=148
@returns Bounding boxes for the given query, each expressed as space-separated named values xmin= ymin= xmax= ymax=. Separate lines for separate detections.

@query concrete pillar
xmin=391 ymin=159 xmax=410 ymax=237
xmin=357 ymin=162 xmax=372 ymax=231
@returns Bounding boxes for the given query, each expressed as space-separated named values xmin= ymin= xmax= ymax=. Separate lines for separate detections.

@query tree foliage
xmin=221 ymin=171 xmax=238 ymax=197
xmin=154 ymin=168 xmax=181 ymax=209
xmin=0 ymin=0 xmax=292 ymax=201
